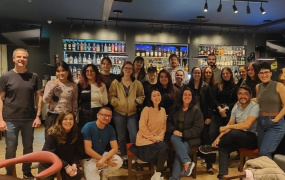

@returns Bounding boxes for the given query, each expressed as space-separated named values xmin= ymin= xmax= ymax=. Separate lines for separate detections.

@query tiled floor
xmin=0 ymin=125 xmax=240 ymax=179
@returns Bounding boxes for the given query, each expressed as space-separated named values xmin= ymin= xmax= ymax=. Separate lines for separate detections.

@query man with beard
xmin=166 ymin=54 xmax=189 ymax=84
xmin=199 ymin=86 xmax=259 ymax=180
xmin=207 ymin=54 xmax=221 ymax=83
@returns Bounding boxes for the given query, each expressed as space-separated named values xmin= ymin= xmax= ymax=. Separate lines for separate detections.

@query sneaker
xmin=23 ymin=172 xmax=34 ymax=179
xmin=201 ymin=160 xmax=206 ymax=166
xmin=122 ymin=159 xmax=128 ymax=169
xmin=184 ymin=162 xmax=195 ymax=176
xmin=199 ymin=145 xmax=217 ymax=154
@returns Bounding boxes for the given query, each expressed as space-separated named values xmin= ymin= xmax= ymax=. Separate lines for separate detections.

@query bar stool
xmin=238 ymin=148 xmax=259 ymax=172
xmin=126 ymin=143 xmax=155 ymax=180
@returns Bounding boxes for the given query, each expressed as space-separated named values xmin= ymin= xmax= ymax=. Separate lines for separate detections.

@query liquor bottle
xmin=78 ymin=53 xmax=82 ymax=64
xmin=100 ymin=55 xmax=104 ymax=61
xmin=76 ymin=41 xmax=80 ymax=51
xmin=67 ymin=40 xmax=72 ymax=51
xmin=80 ymin=41 xmax=84 ymax=51
xmin=150 ymin=48 xmax=154 ymax=57
xmin=136 ymin=48 xmax=140 ymax=57
xmin=73 ymin=66 xmax=77 ymax=77
xmin=108 ymin=44 xmax=111 ymax=52
xmin=96 ymin=43 xmax=100 ymax=52
xmin=92 ymin=43 xmax=96 ymax=52
xmin=73 ymin=56 xmax=78 ymax=64
xmin=141 ymin=49 xmax=145 ymax=57
xmin=167 ymin=49 xmax=170 ymax=58
xmin=163 ymin=49 xmax=167 ymax=57
xmin=77 ymin=67 xmax=81 ymax=79
xmin=93 ymin=54 xmax=96 ymax=64
xmin=115 ymin=43 xmax=118 ymax=52
xmin=158 ymin=47 xmax=162 ymax=57
xmin=87 ymin=54 xmax=92 ymax=64
xmin=63 ymin=40 xmax=67 ymax=51
xmin=122 ymin=43 xmax=125 ymax=52
xmin=101 ymin=43 xmax=104 ymax=52
xmin=179 ymin=48 xmax=183 ymax=57
xmin=84 ymin=41 xmax=87 ymax=51
xmin=96 ymin=55 xmax=100 ymax=65
xmin=146 ymin=47 xmax=149 ymax=57
xmin=87 ymin=43 xmax=91 ymax=51
xmin=69 ymin=55 xmax=73 ymax=64
xmin=242 ymin=46 xmax=245 ymax=56
xmin=154 ymin=47 xmax=158 ymax=57
xmin=64 ymin=54 xmax=69 ymax=63
xmin=175 ymin=48 xmax=179 ymax=56
xmin=118 ymin=43 xmax=122 ymax=52
xmin=72 ymin=41 xmax=76 ymax=51
xmin=104 ymin=43 xmax=108 ymax=52
xmin=184 ymin=64 xmax=189 ymax=72
xmin=111 ymin=43 xmax=115 ymax=52
xmin=83 ymin=53 xmax=87 ymax=64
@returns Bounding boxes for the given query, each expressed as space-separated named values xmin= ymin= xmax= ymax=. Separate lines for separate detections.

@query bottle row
xmin=198 ymin=45 xmax=245 ymax=57
xmin=135 ymin=47 xmax=188 ymax=58
xmin=198 ymin=56 xmax=246 ymax=69
xmin=63 ymin=39 xmax=125 ymax=53
xmin=64 ymin=53 xmax=125 ymax=65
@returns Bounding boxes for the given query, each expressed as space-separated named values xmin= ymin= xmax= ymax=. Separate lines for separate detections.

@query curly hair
xmin=79 ymin=64 xmax=103 ymax=89
xmin=47 ymin=111 xmax=78 ymax=144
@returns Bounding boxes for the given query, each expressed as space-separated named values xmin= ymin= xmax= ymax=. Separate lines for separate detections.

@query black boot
xmin=122 ymin=159 xmax=128 ymax=169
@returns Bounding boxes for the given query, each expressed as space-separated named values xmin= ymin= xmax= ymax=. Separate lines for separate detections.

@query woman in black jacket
xmin=188 ymin=67 xmax=214 ymax=172
xmin=167 ymin=87 xmax=204 ymax=180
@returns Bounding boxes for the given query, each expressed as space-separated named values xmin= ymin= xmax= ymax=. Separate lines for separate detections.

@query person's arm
xmin=42 ymin=80 xmax=58 ymax=103
xmin=0 ymin=92 xmax=7 ymax=131
xmin=156 ymin=109 xmax=167 ymax=141
xmin=273 ymin=82 xmax=285 ymax=122
xmin=135 ymin=81 xmax=145 ymax=105
xmin=220 ymin=116 xmax=257 ymax=132
xmin=32 ymin=89 xmax=42 ymax=128
xmin=108 ymin=81 xmax=119 ymax=107
xmin=251 ymin=84 xmax=259 ymax=103
xmin=72 ymin=84 xmax=78 ymax=120
xmin=84 ymin=140 xmax=103 ymax=161
xmin=101 ymin=84 xmax=108 ymax=106
xmin=98 ymin=140 xmax=119 ymax=167
xmin=138 ymin=108 xmax=156 ymax=141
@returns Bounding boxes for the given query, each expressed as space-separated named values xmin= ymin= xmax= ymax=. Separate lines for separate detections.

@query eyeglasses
xmin=86 ymin=70 xmax=95 ymax=74
xmin=258 ymin=71 xmax=270 ymax=75
xmin=99 ymin=113 xmax=112 ymax=118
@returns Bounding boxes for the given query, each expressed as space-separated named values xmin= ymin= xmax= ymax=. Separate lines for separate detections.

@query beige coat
xmin=108 ymin=79 xmax=144 ymax=116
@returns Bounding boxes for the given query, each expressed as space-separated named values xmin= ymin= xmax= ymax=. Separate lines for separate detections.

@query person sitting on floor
xmin=81 ymin=107 xmax=123 ymax=180
xmin=199 ymin=86 xmax=260 ymax=180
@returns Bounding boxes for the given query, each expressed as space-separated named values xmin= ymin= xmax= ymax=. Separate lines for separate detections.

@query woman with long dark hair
xmin=203 ymin=65 xmax=215 ymax=88
xmin=167 ymin=87 xmax=204 ymax=179
xmin=43 ymin=61 xmax=78 ymax=138
xmin=108 ymin=61 xmax=144 ymax=168
xmin=188 ymin=67 xmax=214 ymax=172
xmin=130 ymin=88 xmax=168 ymax=180
xmin=241 ymin=62 xmax=261 ymax=97
xmin=133 ymin=56 xmax=147 ymax=83
xmin=78 ymin=64 xmax=108 ymax=128
xmin=155 ymin=69 xmax=179 ymax=115
xmin=38 ymin=111 xmax=85 ymax=180
xmin=100 ymin=57 xmax=118 ymax=91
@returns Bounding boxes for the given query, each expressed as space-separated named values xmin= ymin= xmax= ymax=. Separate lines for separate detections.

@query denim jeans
xmin=4 ymin=120 xmax=34 ymax=175
xmin=257 ymin=115 xmax=285 ymax=158
xmin=217 ymin=129 xmax=257 ymax=178
xmin=113 ymin=111 xmax=138 ymax=157
xmin=169 ymin=135 xmax=191 ymax=180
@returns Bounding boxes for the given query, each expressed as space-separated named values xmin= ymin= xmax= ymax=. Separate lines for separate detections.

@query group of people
xmin=0 ymin=48 xmax=285 ymax=180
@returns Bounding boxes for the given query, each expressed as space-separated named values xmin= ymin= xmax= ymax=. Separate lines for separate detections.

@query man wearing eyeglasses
xmin=207 ymin=54 xmax=221 ymax=83
xmin=81 ymin=107 xmax=123 ymax=180
xmin=199 ymin=86 xmax=259 ymax=179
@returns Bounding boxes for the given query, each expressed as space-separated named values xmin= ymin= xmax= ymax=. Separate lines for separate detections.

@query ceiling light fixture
xmin=69 ymin=19 xmax=73 ymax=28
xmin=104 ymin=20 xmax=108 ymax=29
xmin=217 ymin=0 xmax=222 ymax=12
xmin=93 ymin=20 xmax=96 ymax=30
xmin=82 ymin=20 xmax=85 ymax=29
xmin=204 ymin=0 xmax=208 ymax=12
xmin=47 ymin=20 xmax=52 ymax=24
xmin=260 ymin=2 xmax=266 ymax=14
xmin=233 ymin=0 xmax=238 ymax=13
xmin=219 ymin=26 xmax=223 ymax=35
xmin=170 ymin=25 xmax=173 ymax=33
xmin=246 ymin=1 xmax=250 ymax=14
xmin=160 ymin=24 xmax=164 ymax=33
xmin=113 ymin=10 xmax=122 ymax=28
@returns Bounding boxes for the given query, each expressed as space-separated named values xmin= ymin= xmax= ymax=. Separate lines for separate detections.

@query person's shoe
xmin=183 ymin=162 xmax=195 ymax=176
xmin=201 ymin=160 xmax=206 ymax=166
xmin=132 ymin=161 xmax=144 ymax=171
xmin=23 ymin=172 xmax=34 ymax=179
xmin=199 ymin=145 xmax=217 ymax=154
xmin=151 ymin=172 xmax=161 ymax=180
xmin=206 ymin=167 xmax=215 ymax=175
xmin=122 ymin=159 xmax=128 ymax=169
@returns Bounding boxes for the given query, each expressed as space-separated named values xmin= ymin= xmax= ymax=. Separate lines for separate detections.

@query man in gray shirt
xmin=199 ymin=86 xmax=259 ymax=180
xmin=207 ymin=54 xmax=221 ymax=83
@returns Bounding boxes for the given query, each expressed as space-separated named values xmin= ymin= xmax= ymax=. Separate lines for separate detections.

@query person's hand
xmin=99 ymin=85 xmax=105 ymax=93
xmin=106 ymin=157 xmax=118 ymax=167
xmin=52 ymin=79 xmax=60 ymax=86
xmin=156 ymin=136 xmax=163 ymax=142
xmin=220 ymin=125 xmax=228 ymax=132
xmin=220 ymin=111 xmax=227 ymax=118
xmin=173 ymin=130 xmax=182 ymax=137
xmin=96 ymin=158 xmax=106 ymax=168
xmin=0 ymin=119 xmax=8 ymax=131
xmin=32 ymin=117 xmax=41 ymax=128
xmin=271 ymin=118 xmax=279 ymax=122
xmin=205 ymin=118 xmax=211 ymax=125
xmin=65 ymin=165 xmax=77 ymax=177
xmin=212 ymin=138 xmax=220 ymax=148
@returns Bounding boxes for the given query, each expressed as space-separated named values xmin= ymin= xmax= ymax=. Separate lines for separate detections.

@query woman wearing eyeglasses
xmin=108 ymin=61 xmax=144 ymax=168
xmin=255 ymin=62 xmax=285 ymax=158
xmin=38 ymin=111 xmax=85 ymax=180
xmin=78 ymin=64 xmax=108 ymax=129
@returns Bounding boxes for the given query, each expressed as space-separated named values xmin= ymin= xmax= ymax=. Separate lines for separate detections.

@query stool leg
xmin=239 ymin=153 xmax=245 ymax=172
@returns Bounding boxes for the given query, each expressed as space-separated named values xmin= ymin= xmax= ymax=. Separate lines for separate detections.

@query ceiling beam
xmin=102 ymin=0 xmax=114 ymax=21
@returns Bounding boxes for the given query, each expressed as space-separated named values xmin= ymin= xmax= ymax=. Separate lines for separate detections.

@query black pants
xmin=218 ymin=129 xmax=257 ymax=178
xmin=78 ymin=107 xmax=100 ymax=129
xmin=201 ymin=123 xmax=216 ymax=168
xmin=44 ymin=112 xmax=59 ymax=139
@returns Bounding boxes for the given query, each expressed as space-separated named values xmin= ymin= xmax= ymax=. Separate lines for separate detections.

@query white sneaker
xmin=151 ymin=172 xmax=161 ymax=180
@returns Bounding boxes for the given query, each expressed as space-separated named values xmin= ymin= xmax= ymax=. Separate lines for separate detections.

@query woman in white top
xmin=78 ymin=64 xmax=108 ymax=128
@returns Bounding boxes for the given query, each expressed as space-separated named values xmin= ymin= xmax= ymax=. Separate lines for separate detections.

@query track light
xmin=93 ymin=20 xmax=96 ymax=30
xmin=104 ymin=20 xmax=107 ymax=29
xmin=246 ymin=1 xmax=250 ymax=14
xmin=82 ymin=20 xmax=85 ymax=29
xmin=160 ymin=24 xmax=164 ymax=33
xmin=233 ymin=0 xmax=238 ymax=13
xmin=69 ymin=19 xmax=73 ymax=28
xmin=204 ymin=0 xmax=208 ymax=12
xmin=217 ymin=0 xmax=222 ymax=12
xmin=260 ymin=2 xmax=266 ymax=14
